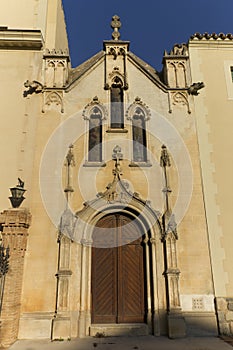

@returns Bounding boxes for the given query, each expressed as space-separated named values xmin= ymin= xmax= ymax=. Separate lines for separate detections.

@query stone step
xmin=90 ymin=324 xmax=149 ymax=337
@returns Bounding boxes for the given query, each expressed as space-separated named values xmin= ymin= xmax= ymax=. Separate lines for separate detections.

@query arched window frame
xmin=126 ymin=97 xmax=151 ymax=167
xmin=88 ymin=108 xmax=103 ymax=162
xmin=82 ymin=97 xmax=107 ymax=166
xmin=132 ymin=108 xmax=147 ymax=163
xmin=110 ymin=76 xmax=124 ymax=129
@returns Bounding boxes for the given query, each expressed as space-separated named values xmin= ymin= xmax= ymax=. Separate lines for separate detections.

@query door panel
xmin=92 ymin=247 xmax=117 ymax=323
xmin=119 ymin=242 xmax=145 ymax=323
xmin=91 ymin=214 xmax=145 ymax=324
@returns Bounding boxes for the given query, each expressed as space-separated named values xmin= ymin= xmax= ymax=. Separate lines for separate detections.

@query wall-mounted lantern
xmin=9 ymin=178 xmax=26 ymax=208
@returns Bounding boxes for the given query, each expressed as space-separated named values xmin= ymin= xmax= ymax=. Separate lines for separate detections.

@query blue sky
xmin=63 ymin=0 xmax=233 ymax=71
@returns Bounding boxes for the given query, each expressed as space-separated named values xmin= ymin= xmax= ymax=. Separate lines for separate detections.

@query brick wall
xmin=0 ymin=209 xmax=31 ymax=348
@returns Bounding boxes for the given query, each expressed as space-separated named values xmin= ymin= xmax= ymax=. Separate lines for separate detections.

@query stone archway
xmin=56 ymin=146 xmax=186 ymax=339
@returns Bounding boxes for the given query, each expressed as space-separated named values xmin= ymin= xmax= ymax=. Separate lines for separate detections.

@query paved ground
xmin=8 ymin=336 xmax=233 ymax=350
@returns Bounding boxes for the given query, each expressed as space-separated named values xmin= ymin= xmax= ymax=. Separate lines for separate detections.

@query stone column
xmin=52 ymin=234 xmax=72 ymax=340
xmin=150 ymin=237 xmax=161 ymax=336
xmin=78 ymin=239 xmax=92 ymax=338
xmin=143 ymin=236 xmax=152 ymax=334
xmin=160 ymin=145 xmax=186 ymax=338
xmin=0 ymin=208 xmax=31 ymax=348
xmin=163 ymin=230 xmax=186 ymax=338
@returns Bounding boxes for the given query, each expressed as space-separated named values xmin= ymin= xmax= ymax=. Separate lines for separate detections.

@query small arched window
xmin=110 ymin=76 xmax=124 ymax=128
xmin=132 ymin=108 xmax=147 ymax=162
xmin=88 ymin=107 xmax=102 ymax=162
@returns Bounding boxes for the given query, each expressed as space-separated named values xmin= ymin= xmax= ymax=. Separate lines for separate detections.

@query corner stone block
xmin=216 ymin=297 xmax=227 ymax=311
xmin=217 ymin=311 xmax=226 ymax=323
xmin=226 ymin=312 xmax=233 ymax=322
xmin=219 ymin=322 xmax=231 ymax=336
xmin=168 ymin=314 xmax=186 ymax=338
xmin=51 ymin=317 xmax=71 ymax=340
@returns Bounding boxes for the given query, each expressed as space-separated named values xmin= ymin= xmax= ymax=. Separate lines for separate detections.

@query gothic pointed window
xmin=110 ymin=77 xmax=124 ymax=128
xmin=132 ymin=108 xmax=147 ymax=162
xmin=88 ymin=107 xmax=102 ymax=162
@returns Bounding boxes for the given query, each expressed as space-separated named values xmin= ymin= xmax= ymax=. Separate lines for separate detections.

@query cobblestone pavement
xmin=7 ymin=336 xmax=233 ymax=350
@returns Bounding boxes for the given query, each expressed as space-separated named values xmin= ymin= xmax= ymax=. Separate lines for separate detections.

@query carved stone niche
xmin=42 ymin=90 xmax=64 ymax=113
xmin=43 ymin=49 xmax=70 ymax=89
xmin=168 ymin=91 xmax=191 ymax=114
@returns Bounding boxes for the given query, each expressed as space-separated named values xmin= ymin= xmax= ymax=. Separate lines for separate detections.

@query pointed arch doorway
xmin=91 ymin=213 xmax=146 ymax=324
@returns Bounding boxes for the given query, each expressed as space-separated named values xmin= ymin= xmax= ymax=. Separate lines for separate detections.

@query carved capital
xmin=150 ymin=237 xmax=156 ymax=245
xmin=80 ymin=238 xmax=93 ymax=247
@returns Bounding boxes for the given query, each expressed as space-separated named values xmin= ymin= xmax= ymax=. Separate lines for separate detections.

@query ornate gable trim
xmin=82 ymin=96 xmax=107 ymax=120
xmin=126 ymin=97 xmax=151 ymax=121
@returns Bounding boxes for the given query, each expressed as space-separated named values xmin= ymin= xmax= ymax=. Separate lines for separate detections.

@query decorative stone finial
xmin=112 ymin=145 xmax=123 ymax=161
xmin=64 ymin=144 xmax=75 ymax=194
xmin=66 ymin=144 xmax=75 ymax=167
xmin=111 ymin=15 xmax=121 ymax=41
xmin=160 ymin=145 xmax=171 ymax=168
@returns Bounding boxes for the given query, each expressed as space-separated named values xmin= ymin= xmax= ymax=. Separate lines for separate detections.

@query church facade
xmin=0 ymin=1 xmax=233 ymax=347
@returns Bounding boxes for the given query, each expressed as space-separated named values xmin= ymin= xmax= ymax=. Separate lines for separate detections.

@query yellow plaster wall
xmin=0 ymin=0 xmax=48 ymax=38
xmin=189 ymin=40 xmax=233 ymax=296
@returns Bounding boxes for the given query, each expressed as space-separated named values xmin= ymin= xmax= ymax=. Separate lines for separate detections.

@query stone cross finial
xmin=112 ymin=145 xmax=123 ymax=175
xmin=111 ymin=15 xmax=121 ymax=41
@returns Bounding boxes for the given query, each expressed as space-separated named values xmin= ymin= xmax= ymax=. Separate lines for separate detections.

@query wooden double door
xmin=91 ymin=214 xmax=146 ymax=324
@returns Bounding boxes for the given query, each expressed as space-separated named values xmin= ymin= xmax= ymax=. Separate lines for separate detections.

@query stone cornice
xmin=0 ymin=29 xmax=43 ymax=50
xmin=189 ymin=32 xmax=233 ymax=49
xmin=44 ymin=48 xmax=70 ymax=59
xmin=190 ymin=32 xmax=233 ymax=40
xmin=103 ymin=40 xmax=130 ymax=51
xmin=189 ymin=40 xmax=233 ymax=49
